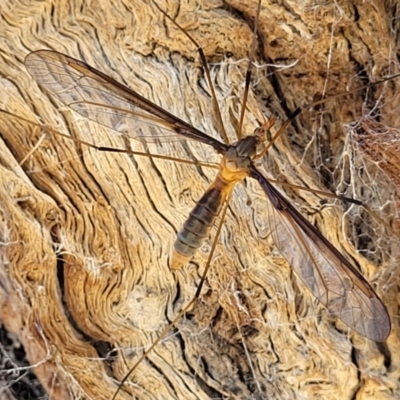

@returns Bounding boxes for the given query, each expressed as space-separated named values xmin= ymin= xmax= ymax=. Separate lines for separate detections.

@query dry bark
xmin=0 ymin=0 xmax=399 ymax=399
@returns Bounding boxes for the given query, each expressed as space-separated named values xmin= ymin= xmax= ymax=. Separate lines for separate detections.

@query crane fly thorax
xmin=233 ymin=135 xmax=259 ymax=158
xmin=220 ymin=135 xmax=259 ymax=182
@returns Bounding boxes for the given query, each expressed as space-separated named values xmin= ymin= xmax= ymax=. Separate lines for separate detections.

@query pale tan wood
xmin=0 ymin=1 xmax=399 ymax=399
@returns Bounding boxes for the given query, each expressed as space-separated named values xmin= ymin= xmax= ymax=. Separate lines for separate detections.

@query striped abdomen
xmin=171 ymin=177 xmax=234 ymax=269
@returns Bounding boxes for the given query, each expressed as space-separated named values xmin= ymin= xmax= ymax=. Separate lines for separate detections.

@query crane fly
xmin=23 ymin=46 xmax=390 ymax=339
xmin=18 ymin=0 xmax=393 ymax=397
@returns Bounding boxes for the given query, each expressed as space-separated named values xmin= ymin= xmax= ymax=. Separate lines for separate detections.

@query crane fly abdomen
xmin=171 ymin=180 xmax=231 ymax=269
xmin=171 ymin=136 xmax=259 ymax=269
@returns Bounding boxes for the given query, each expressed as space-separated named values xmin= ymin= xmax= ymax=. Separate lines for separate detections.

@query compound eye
xmin=253 ymin=126 xmax=266 ymax=141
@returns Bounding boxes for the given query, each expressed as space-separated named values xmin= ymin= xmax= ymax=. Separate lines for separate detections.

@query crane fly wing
xmin=250 ymin=167 xmax=390 ymax=341
xmin=24 ymin=50 xmax=225 ymax=151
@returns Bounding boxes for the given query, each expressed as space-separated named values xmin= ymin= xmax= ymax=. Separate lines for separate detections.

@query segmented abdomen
xmin=171 ymin=179 xmax=230 ymax=269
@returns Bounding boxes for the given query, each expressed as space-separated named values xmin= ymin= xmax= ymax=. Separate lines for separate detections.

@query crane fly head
xmin=222 ymin=117 xmax=277 ymax=177
xmin=253 ymin=117 xmax=276 ymax=143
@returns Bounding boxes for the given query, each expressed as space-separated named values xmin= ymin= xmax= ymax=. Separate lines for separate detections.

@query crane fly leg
xmin=111 ymin=196 xmax=232 ymax=400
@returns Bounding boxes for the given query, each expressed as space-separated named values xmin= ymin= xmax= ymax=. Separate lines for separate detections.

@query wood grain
xmin=0 ymin=0 xmax=399 ymax=399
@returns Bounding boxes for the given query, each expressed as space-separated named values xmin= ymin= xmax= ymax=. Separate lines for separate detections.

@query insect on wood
xmin=0 ymin=1 xmax=399 ymax=399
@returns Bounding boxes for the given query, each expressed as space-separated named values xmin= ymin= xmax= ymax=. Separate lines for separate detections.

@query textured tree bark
xmin=0 ymin=1 xmax=399 ymax=399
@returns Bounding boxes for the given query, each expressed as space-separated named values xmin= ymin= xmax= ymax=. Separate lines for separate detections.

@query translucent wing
xmin=250 ymin=166 xmax=390 ymax=341
xmin=24 ymin=50 xmax=226 ymax=152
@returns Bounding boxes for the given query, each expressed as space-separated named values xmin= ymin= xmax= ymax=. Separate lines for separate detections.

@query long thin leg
xmin=267 ymin=178 xmax=362 ymax=205
xmin=153 ymin=1 xmax=230 ymax=144
xmin=255 ymin=71 xmax=400 ymax=160
xmin=0 ymin=110 xmax=219 ymax=170
xmin=111 ymin=195 xmax=232 ymax=400
xmin=265 ymin=178 xmax=400 ymax=240
xmin=238 ymin=0 xmax=262 ymax=139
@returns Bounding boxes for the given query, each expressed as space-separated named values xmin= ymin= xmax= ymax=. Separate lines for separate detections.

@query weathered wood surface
xmin=0 ymin=0 xmax=399 ymax=399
